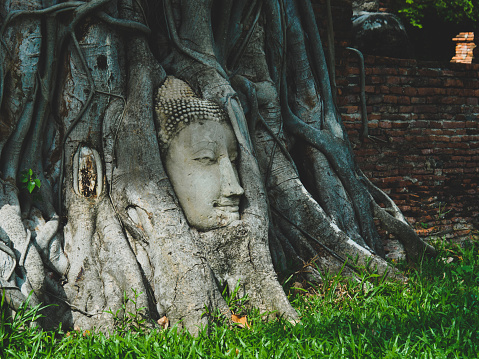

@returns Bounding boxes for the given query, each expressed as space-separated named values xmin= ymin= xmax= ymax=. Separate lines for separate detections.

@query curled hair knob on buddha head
xmin=155 ymin=76 xmax=228 ymax=154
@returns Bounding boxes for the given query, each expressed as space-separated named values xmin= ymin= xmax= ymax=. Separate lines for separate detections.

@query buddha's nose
xmin=219 ymin=157 xmax=244 ymax=197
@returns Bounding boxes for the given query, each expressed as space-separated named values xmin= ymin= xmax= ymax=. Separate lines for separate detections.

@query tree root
xmin=360 ymin=171 xmax=437 ymax=261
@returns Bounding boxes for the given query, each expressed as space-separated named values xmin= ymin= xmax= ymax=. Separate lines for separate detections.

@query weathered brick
xmin=418 ymin=68 xmax=443 ymax=77
xmin=383 ymin=95 xmax=398 ymax=104
xmin=336 ymin=54 xmax=478 ymax=242
xmin=389 ymin=86 xmax=403 ymax=94
xmin=378 ymin=121 xmax=392 ymax=129
xmin=387 ymin=76 xmax=401 ymax=84
xmin=346 ymin=66 xmax=360 ymax=75
xmin=417 ymin=87 xmax=437 ymax=96
xmin=399 ymin=106 xmax=413 ymax=113
xmin=398 ymin=96 xmax=411 ymax=105
xmin=428 ymin=79 xmax=443 ymax=87
xmin=367 ymin=95 xmax=384 ymax=104
xmin=467 ymin=97 xmax=479 ymax=106
xmin=342 ymin=106 xmax=358 ymax=114
xmin=441 ymin=97 xmax=461 ymax=105
xmin=414 ymin=105 xmax=437 ymax=113
xmin=425 ymin=129 xmax=443 ymax=135
xmin=369 ymin=76 xmax=384 ymax=84
xmin=444 ymin=121 xmax=466 ymax=129
xmin=411 ymin=97 xmax=426 ymax=104
xmin=446 ymin=88 xmax=465 ymax=96
xmin=378 ymin=105 xmax=399 ymax=113
xmin=444 ymin=78 xmax=464 ymax=87
xmin=403 ymin=87 xmax=417 ymax=96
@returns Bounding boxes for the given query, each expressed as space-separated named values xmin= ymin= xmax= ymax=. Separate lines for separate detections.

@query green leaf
xmin=28 ymin=168 xmax=33 ymax=176
xmin=27 ymin=181 xmax=35 ymax=193
xmin=34 ymin=178 xmax=41 ymax=188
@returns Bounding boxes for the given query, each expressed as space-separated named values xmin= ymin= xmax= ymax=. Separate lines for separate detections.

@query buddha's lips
xmin=215 ymin=206 xmax=239 ymax=213
xmin=213 ymin=200 xmax=240 ymax=212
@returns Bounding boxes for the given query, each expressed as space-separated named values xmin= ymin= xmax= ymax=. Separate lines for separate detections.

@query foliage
xmin=19 ymin=169 xmax=41 ymax=194
xmin=391 ymin=0 xmax=479 ymax=28
xmin=105 ymin=289 xmax=149 ymax=335
xmin=0 ymin=293 xmax=47 ymax=352
xmin=203 ymin=280 xmax=253 ymax=329
xmin=1 ymin=239 xmax=478 ymax=358
xmin=222 ymin=281 xmax=250 ymax=316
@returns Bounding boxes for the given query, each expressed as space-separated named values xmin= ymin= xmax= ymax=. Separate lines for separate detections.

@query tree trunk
xmin=0 ymin=0 xmax=435 ymax=333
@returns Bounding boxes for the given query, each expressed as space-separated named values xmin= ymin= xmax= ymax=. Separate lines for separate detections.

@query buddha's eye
xmin=193 ymin=150 xmax=216 ymax=164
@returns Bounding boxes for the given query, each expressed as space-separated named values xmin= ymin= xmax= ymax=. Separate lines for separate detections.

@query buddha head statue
xmin=155 ymin=77 xmax=244 ymax=231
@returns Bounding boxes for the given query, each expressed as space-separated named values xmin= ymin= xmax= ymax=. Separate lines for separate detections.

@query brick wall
xmin=337 ymin=55 xmax=479 ymax=242
xmin=451 ymin=32 xmax=476 ymax=64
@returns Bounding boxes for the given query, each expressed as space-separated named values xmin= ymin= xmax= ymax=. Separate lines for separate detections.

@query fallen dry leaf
xmin=231 ymin=314 xmax=250 ymax=329
xmin=292 ymin=281 xmax=303 ymax=289
xmin=157 ymin=316 xmax=169 ymax=329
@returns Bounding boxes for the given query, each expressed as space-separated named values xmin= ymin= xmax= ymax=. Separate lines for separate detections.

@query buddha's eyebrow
xmin=191 ymin=140 xmax=217 ymax=154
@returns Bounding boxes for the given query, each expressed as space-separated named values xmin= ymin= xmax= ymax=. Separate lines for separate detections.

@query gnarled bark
xmin=0 ymin=0 xmax=434 ymax=333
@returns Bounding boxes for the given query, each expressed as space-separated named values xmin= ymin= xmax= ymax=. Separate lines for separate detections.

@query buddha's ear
xmin=225 ymin=97 xmax=255 ymax=153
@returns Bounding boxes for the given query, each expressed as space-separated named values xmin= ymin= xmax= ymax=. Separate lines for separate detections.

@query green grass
xmin=2 ymin=240 xmax=479 ymax=358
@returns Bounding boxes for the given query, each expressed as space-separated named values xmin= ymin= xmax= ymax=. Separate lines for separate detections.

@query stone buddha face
xmin=165 ymin=120 xmax=244 ymax=230
xmin=155 ymin=77 xmax=244 ymax=231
